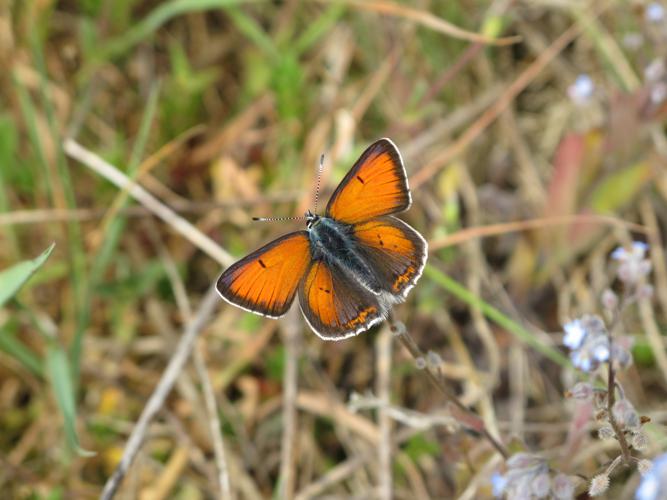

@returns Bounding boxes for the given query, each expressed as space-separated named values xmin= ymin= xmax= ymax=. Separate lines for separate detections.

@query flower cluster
xmin=566 ymin=381 xmax=648 ymax=451
xmin=611 ymin=242 xmax=652 ymax=286
xmin=492 ymin=453 xmax=575 ymax=499
xmin=562 ymin=314 xmax=633 ymax=373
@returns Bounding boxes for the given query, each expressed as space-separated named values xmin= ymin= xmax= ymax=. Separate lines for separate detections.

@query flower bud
xmin=553 ymin=473 xmax=575 ymax=499
xmin=613 ymin=399 xmax=640 ymax=430
xmin=637 ymin=458 xmax=653 ymax=476
xmin=598 ymin=424 xmax=615 ymax=440
xmin=589 ymin=473 xmax=610 ymax=496
xmin=601 ymin=289 xmax=618 ymax=310
xmin=632 ymin=431 xmax=649 ymax=451
xmin=567 ymin=382 xmax=593 ymax=400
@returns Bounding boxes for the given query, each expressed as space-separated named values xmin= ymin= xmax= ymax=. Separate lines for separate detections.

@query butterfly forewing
xmin=352 ymin=216 xmax=427 ymax=300
xmin=325 ymin=138 xmax=411 ymax=224
xmin=216 ymin=231 xmax=311 ymax=318
xmin=298 ymin=260 xmax=386 ymax=340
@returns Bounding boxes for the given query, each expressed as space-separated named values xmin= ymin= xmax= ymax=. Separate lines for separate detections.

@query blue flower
xmin=612 ymin=241 xmax=649 ymax=261
xmin=591 ymin=340 xmax=610 ymax=363
xmin=636 ymin=453 xmax=667 ymax=500
xmin=571 ymin=349 xmax=593 ymax=372
xmin=492 ymin=472 xmax=507 ymax=497
xmin=646 ymin=3 xmax=665 ymax=23
xmin=563 ymin=320 xmax=587 ymax=349
xmin=568 ymin=74 xmax=595 ymax=104
xmin=611 ymin=242 xmax=652 ymax=284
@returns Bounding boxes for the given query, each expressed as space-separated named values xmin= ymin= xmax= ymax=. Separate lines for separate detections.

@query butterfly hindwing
xmin=325 ymin=138 xmax=411 ymax=224
xmin=298 ymin=259 xmax=386 ymax=340
xmin=216 ymin=231 xmax=311 ymax=318
xmin=352 ymin=216 xmax=427 ymax=300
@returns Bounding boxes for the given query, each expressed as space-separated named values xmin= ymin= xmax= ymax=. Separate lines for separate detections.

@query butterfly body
xmin=307 ymin=214 xmax=384 ymax=295
xmin=217 ymin=138 xmax=427 ymax=340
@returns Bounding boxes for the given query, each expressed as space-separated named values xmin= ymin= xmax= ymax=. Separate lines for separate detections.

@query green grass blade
xmin=70 ymin=82 xmax=161 ymax=384
xmin=226 ymin=5 xmax=278 ymax=58
xmin=45 ymin=342 xmax=94 ymax=456
xmin=0 ymin=327 xmax=43 ymax=376
xmin=424 ymin=264 xmax=569 ymax=366
xmin=0 ymin=113 xmax=20 ymax=255
xmin=13 ymin=72 xmax=54 ymax=205
xmin=88 ymin=0 xmax=250 ymax=65
xmin=0 ymin=243 xmax=55 ymax=307
xmin=293 ymin=3 xmax=346 ymax=55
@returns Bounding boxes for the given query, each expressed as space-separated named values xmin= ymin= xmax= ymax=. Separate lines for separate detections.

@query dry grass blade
xmin=279 ymin=308 xmax=302 ymax=500
xmin=63 ymin=139 xmax=234 ymax=267
xmin=429 ymin=215 xmax=649 ymax=251
xmin=97 ymin=125 xmax=206 ymax=236
xmin=319 ymin=0 xmax=520 ymax=46
xmin=410 ymin=19 xmax=587 ymax=189
xmin=376 ymin=327 xmax=392 ymax=500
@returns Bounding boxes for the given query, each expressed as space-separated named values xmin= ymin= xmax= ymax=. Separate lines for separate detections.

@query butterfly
xmin=216 ymin=138 xmax=427 ymax=340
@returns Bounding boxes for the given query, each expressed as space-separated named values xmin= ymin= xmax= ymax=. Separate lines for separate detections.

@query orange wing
xmin=325 ymin=138 xmax=411 ymax=224
xmin=352 ymin=216 xmax=427 ymax=300
xmin=217 ymin=232 xmax=311 ymax=318
xmin=298 ymin=260 xmax=386 ymax=340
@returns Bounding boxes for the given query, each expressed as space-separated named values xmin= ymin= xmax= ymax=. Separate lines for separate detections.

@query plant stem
xmin=606 ymin=294 xmax=633 ymax=466
xmin=606 ymin=347 xmax=633 ymax=466
xmin=391 ymin=320 xmax=509 ymax=460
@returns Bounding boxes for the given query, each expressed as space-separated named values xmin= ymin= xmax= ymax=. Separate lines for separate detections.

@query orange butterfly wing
xmin=352 ymin=216 xmax=427 ymax=300
xmin=325 ymin=138 xmax=410 ymax=224
xmin=217 ymin=232 xmax=311 ymax=318
xmin=298 ymin=260 xmax=386 ymax=340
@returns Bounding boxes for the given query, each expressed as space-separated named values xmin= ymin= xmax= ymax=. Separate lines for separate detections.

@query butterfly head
xmin=305 ymin=209 xmax=320 ymax=229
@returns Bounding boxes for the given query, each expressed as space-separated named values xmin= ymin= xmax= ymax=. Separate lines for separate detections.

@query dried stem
xmin=376 ymin=326 xmax=393 ymax=499
xmin=605 ymin=293 xmax=634 ymax=467
xmin=606 ymin=357 xmax=633 ymax=466
xmin=63 ymin=139 xmax=233 ymax=267
xmin=193 ymin=345 xmax=234 ymax=499
xmin=279 ymin=308 xmax=301 ymax=499
xmin=390 ymin=320 xmax=509 ymax=460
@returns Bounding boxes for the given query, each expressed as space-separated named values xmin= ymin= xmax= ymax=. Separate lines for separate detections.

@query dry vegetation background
xmin=2 ymin=0 xmax=667 ymax=498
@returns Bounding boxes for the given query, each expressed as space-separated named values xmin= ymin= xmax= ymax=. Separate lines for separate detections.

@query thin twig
xmin=317 ymin=0 xmax=520 ymax=46
xmin=99 ymin=286 xmax=220 ymax=500
xmin=606 ymin=352 xmax=632 ymax=466
xmin=63 ymin=139 xmax=234 ymax=267
xmin=150 ymin=220 xmax=234 ymax=499
xmin=279 ymin=308 xmax=301 ymax=499
xmin=391 ymin=320 xmax=509 ymax=460
xmin=376 ymin=326 xmax=393 ymax=500
xmin=193 ymin=345 xmax=234 ymax=499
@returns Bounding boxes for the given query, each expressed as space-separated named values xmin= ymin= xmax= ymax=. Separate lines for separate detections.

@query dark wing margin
xmin=298 ymin=259 xmax=386 ymax=340
xmin=352 ymin=216 xmax=427 ymax=300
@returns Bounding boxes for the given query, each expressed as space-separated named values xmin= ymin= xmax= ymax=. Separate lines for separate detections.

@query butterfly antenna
xmin=252 ymin=215 xmax=305 ymax=223
xmin=313 ymin=153 xmax=325 ymax=213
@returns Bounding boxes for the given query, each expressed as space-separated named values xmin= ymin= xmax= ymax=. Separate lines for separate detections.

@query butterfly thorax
xmin=307 ymin=215 xmax=383 ymax=294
